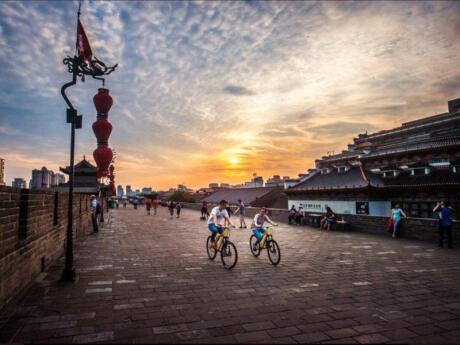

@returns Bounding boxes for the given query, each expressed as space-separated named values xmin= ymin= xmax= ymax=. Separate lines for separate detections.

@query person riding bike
xmin=208 ymin=199 xmax=235 ymax=243
xmin=252 ymin=207 xmax=278 ymax=251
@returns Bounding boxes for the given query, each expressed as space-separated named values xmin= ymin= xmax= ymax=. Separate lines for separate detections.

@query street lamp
xmin=60 ymin=3 xmax=117 ymax=282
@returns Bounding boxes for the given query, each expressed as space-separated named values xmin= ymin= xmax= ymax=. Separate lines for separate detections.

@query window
xmin=321 ymin=168 xmax=331 ymax=175
xmin=410 ymin=168 xmax=430 ymax=176
xmin=382 ymin=170 xmax=399 ymax=178
xmin=337 ymin=166 xmax=349 ymax=174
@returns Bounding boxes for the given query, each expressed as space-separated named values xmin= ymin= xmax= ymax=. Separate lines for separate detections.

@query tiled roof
xmin=202 ymin=187 xmax=275 ymax=205
xmin=361 ymin=137 xmax=460 ymax=160
xmin=288 ymin=167 xmax=371 ymax=192
xmin=372 ymin=170 xmax=460 ymax=188
xmin=354 ymin=112 xmax=460 ymax=144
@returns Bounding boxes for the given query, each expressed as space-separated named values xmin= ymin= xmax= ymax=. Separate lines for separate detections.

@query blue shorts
xmin=208 ymin=224 xmax=222 ymax=234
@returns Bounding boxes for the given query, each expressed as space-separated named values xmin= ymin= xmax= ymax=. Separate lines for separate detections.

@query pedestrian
xmin=200 ymin=201 xmax=208 ymax=220
xmin=90 ymin=195 xmax=99 ymax=233
xmin=133 ymin=198 xmax=138 ymax=210
xmin=145 ymin=198 xmax=151 ymax=215
xmin=168 ymin=201 xmax=175 ymax=218
xmin=434 ymin=201 xmax=454 ymax=248
xmin=152 ymin=198 xmax=158 ymax=215
xmin=391 ymin=203 xmax=407 ymax=238
xmin=176 ymin=202 xmax=182 ymax=218
xmin=123 ymin=200 xmax=127 ymax=208
xmin=234 ymin=199 xmax=247 ymax=228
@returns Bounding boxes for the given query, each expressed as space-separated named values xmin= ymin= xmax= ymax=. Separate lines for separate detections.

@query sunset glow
xmin=1 ymin=1 xmax=460 ymax=190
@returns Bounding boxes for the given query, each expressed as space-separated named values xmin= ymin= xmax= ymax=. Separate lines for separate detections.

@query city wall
xmin=0 ymin=186 xmax=94 ymax=310
xmin=183 ymin=202 xmax=460 ymax=245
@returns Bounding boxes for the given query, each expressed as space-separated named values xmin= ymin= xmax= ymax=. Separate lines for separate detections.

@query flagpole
xmin=60 ymin=1 xmax=83 ymax=282
xmin=60 ymin=0 xmax=117 ymax=282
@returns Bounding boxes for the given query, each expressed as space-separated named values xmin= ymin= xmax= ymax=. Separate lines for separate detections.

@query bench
xmin=332 ymin=220 xmax=351 ymax=232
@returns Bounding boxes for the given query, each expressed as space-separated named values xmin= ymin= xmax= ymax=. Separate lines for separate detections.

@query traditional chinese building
xmin=57 ymin=157 xmax=101 ymax=194
xmin=286 ymin=98 xmax=460 ymax=220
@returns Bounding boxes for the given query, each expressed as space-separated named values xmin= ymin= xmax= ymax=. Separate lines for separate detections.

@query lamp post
xmin=60 ymin=3 xmax=117 ymax=282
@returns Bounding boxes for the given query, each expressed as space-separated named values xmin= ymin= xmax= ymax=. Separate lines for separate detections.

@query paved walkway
xmin=1 ymin=207 xmax=460 ymax=344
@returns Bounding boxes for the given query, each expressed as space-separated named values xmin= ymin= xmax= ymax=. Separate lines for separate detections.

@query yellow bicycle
xmin=250 ymin=226 xmax=281 ymax=265
xmin=206 ymin=227 xmax=238 ymax=270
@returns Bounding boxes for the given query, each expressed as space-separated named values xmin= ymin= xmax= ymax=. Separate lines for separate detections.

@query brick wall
xmin=183 ymin=202 xmax=460 ymax=245
xmin=0 ymin=186 xmax=93 ymax=310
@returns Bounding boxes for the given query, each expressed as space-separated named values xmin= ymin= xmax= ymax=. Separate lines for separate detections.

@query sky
xmin=1 ymin=1 xmax=460 ymax=190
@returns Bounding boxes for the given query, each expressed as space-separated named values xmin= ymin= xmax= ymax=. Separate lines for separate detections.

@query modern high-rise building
xmin=30 ymin=167 xmax=65 ymax=189
xmin=126 ymin=185 xmax=132 ymax=197
xmin=117 ymin=185 xmax=124 ymax=197
xmin=12 ymin=178 xmax=27 ymax=188
xmin=0 ymin=158 xmax=5 ymax=186
xmin=141 ymin=187 xmax=153 ymax=194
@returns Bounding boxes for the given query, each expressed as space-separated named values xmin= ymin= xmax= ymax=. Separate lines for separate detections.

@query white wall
xmin=288 ymin=199 xmax=392 ymax=216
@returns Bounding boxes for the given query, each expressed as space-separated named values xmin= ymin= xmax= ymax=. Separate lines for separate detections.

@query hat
xmin=90 ymin=195 xmax=96 ymax=199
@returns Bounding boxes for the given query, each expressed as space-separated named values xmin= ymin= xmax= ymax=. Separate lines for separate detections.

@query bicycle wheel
xmin=221 ymin=240 xmax=238 ymax=270
xmin=206 ymin=236 xmax=217 ymax=260
xmin=267 ymin=239 xmax=281 ymax=265
xmin=249 ymin=235 xmax=261 ymax=257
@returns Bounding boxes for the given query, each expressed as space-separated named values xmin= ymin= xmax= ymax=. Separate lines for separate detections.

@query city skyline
xmin=1 ymin=1 xmax=460 ymax=189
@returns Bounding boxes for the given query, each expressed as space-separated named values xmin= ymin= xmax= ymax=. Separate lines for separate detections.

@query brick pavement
xmin=1 ymin=207 xmax=460 ymax=344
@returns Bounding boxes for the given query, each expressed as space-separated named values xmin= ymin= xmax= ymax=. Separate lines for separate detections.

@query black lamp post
xmin=60 ymin=4 xmax=117 ymax=282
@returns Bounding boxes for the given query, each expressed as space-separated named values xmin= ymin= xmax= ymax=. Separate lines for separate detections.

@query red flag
xmin=76 ymin=18 xmax=93 ymax=63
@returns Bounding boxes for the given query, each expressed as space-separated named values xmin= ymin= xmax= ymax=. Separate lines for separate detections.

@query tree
xmin=168 ymin=191 xmax=195 ymax=203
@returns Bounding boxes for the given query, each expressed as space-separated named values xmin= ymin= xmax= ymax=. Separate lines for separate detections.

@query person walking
xmin=152 ymin=198 xmax=158 ymax=215
xmin=145 ymin=198 xmax=152 ymax=215
xmin=201 ymin=201 xmax=208 ymax=220
xmin=234 ymin=199 xmax=247 ymax=228
xmin=176 ymin=202 xmax=182 ymax=218
xmin=434 ymin=201 xmax=454 ymax=248
xmin=168 ymin=201 xmax=175 ymax=218
xmin=391 ymin=203 xmax=407 ymax=238
xmin=90 ymin=195 xmax=99 ymax=233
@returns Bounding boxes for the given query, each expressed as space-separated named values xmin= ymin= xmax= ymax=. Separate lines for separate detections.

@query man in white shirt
xmin=208 ymin=200 xmax=236 ymax=242
xmin=252 ymin=207 xmax=277 ymax=250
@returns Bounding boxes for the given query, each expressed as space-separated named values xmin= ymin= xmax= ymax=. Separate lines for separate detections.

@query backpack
xmin=386 ymin=218 xmax=393 ymax=233
xmin=440 ymin=208 xmax=452 ymax=227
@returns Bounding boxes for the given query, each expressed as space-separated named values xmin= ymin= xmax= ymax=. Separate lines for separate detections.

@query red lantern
xmin=93 ymin=146 xmax=113 ymax=173
xmin=96 ymin=169 xmax=108 ymax=179
xmin=93 ymin=88 xmax=113 ymax=114
xmin=92 ymin=118 xmax=112 ymax=143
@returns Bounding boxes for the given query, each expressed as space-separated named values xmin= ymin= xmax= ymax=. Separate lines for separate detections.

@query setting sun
xmin=229 ymin=157 xmax=239 ymax=165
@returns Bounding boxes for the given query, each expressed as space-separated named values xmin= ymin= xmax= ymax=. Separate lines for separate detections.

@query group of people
xmin=207 ymin=200 xmax=277 ymax=251
xmin=167 ymin=200 xmax=182 ymax=218
xmin=390 ymin=201 xmax=454 ymax=248
xmin=144 ymin=198 xmax=159 ymax=215
xmin=288 ymin=205 xmax=337 ymax=230
xmin=201 ymin=199 xmax=248 ymax=228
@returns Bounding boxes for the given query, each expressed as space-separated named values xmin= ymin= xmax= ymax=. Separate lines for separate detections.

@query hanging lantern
xmin=93 ymin=146 xmax=113 ymax=173
xmin=93 ymin=88 xmax=113 ymax=115
xmin=92 ymin=118 xmax=112 ymax=143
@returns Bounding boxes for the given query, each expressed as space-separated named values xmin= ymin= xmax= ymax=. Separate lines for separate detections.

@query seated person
xmin=208 ymin=200 xmax=235 ymax=242
xmin=320 ymin=206 xmax=336 ymax=230
xmin=288 ymin=205 xmax=297 ymax=224
xmin=252 ymin=207 xmax=278 ymax=250
xmin=295 ymin=207 xmax=304 ymax=225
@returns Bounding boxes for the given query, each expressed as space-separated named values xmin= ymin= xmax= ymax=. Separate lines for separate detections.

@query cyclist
xmin=208 ymin=199 xmax=235 ymax=243
xmin=252 ymin=207 xmax=278 ymax=251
